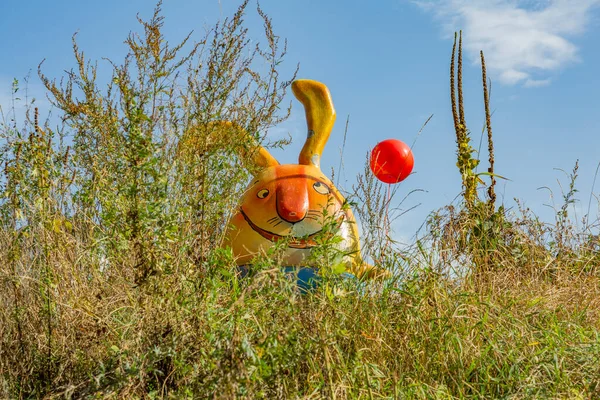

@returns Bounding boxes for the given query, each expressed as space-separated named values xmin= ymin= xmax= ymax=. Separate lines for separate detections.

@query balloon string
xmin=385 ymin=183 xmax=391 ymax=240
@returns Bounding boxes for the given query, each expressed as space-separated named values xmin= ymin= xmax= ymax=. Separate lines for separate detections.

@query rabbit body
xmin=223 ymin=79 xmax=384 ymax=279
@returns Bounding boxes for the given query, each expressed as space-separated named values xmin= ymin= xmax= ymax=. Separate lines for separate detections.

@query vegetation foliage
xmin=1 ymin=3 xmax=599 ymax=399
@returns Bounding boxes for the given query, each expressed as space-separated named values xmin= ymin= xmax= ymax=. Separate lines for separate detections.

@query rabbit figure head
xmin=223 ymin=79 xmax=382 ymax=278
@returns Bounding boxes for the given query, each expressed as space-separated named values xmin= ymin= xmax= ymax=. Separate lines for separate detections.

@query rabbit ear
xmin=242 ymin=142 xmax=280 ymax=171
xmin=292 ymin=79 xmax=337 ymax=169
xmin=179 ymin=121 xmax=279 ymax=171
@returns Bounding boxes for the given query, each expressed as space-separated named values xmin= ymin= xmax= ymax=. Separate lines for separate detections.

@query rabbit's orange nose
xmin=276 ymin=182 xmax=308 ymax=223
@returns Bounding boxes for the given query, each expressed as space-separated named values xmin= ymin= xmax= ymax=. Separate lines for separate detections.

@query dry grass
xmin=0 ymin=2 xmax=599 ymax=399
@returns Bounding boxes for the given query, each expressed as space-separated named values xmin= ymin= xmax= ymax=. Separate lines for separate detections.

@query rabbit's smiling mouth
xmin=240 ymin=208 xmax=344 ymax=249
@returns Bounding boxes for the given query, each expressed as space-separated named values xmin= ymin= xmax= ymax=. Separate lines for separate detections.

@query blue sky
xmin=1 ymin=0 xmax=599 ymax=242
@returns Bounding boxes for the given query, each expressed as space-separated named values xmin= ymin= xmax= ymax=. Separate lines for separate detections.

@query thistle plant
xmin=441 ymin=31 xmax=510 ymax=271
xmin=450 ymin=31 xmax=480 ymax=209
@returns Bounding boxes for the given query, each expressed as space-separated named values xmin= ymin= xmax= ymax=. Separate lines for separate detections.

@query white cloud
xmin=415 ymin=0 xmax=600 ymax=86
xmin=524 ymin=78 xmax=551 ymax=87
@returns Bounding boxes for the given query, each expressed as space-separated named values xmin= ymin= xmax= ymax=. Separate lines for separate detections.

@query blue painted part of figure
xmin=237 ymin=265 xmax=355 ymax=293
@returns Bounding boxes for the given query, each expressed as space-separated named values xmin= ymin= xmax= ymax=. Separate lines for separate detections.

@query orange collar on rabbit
xmin=240 ymin=208 xmax=345 ymax=249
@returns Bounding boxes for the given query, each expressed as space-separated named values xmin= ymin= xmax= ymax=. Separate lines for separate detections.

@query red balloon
xmin=370 ymin=139 xmax=414 ymax=184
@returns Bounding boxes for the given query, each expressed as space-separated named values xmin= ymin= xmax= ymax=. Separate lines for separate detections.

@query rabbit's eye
xmin=313 ymin=182 xmax=330 ymax=195
xmin=257 ymin=189 xmax=270 ymax=199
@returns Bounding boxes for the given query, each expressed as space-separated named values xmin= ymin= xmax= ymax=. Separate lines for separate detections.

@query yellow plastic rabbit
xmin=223 ymin=79 xmax=386 ymax=279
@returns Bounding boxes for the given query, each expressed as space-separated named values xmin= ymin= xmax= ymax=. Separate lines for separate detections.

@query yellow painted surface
xmin=223 ymin=79 xmax=386 ymax=279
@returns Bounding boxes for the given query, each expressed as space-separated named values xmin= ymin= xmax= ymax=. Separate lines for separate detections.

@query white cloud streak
xmin=415 ymin=0 xmax=600 ymax=86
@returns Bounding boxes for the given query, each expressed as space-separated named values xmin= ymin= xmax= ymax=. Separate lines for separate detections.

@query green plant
xmin=0 ymin=4 xmax=599 ymax=399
